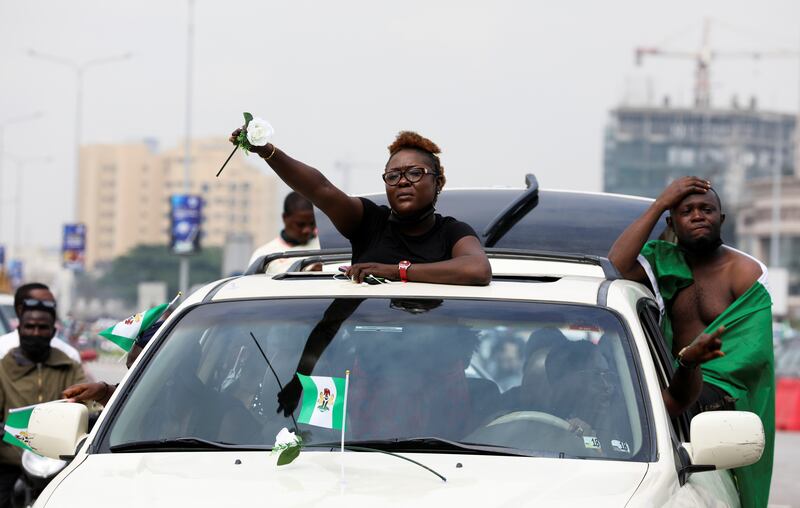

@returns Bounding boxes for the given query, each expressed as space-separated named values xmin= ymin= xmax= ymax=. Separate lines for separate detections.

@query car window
xmin=638 ymin=299 xmax=691 ymax=443
xmin=0 ymin=303 xmax=15 ymax=334
xmin=102 ymin=298 xmax=652 ymax=461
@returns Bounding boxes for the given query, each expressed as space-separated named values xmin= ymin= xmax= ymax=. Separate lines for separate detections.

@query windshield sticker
xmin=583 ymin=436 xmax=602 ymax=450
xmin=611 ymin=439 xmax=631 ymax=454
xmin=353 ymin=325 xmax=404 ymax=333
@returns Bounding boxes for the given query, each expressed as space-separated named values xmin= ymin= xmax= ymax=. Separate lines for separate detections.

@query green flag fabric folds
xmin=99 ymin=302 xmax=170 ymax=352
xmin=639 ymin=240 xmax=775 ymax=508
xmin=297 ymin=374 xmax=346 ymax=430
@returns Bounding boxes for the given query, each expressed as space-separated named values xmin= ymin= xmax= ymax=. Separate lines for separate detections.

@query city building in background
xmin=603 ymin=103 xmax=796 ymax=207
xmin=79 ymin=138 xmax=278 ymax=269
xmin=738 ymin=176 xmax=800 ymax=318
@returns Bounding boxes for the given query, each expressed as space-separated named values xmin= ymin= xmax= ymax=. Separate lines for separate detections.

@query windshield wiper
xmin=313 ymin=437 xmax=536 ymax=457
xmin=109 ymin=437 xmax=266 ymax=453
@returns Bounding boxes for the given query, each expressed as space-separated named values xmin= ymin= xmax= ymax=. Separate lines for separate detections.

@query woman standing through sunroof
xmin=229 ymin=128 xmax=491 ymax=285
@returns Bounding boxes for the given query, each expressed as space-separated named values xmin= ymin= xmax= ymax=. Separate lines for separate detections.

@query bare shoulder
xmin=724 ymin=247 xmax=763 ymax=296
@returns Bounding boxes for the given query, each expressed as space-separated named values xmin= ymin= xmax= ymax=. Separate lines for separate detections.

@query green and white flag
xmin=297 ymin=373 xmax=347 ymax=430
xmin=3 ymin=403 xmax=38 ymax=451
xmin=98 ymin=294 xmax=180 ymax=352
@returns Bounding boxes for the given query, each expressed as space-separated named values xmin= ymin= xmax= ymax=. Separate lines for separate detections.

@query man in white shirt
xmin=248 ymin=192 xmax=320 ymax=274
xmin=0 ymin=283 xmax=81 ymax=363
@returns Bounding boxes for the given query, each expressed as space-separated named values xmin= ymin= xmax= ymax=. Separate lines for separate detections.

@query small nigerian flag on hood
xmin=3 ymin=403 xmax=47 ymax=452
xmin=297 ymin=374 xmax=347 ymax=429
xmin=99 ymin=294 xmax=180 ymax=352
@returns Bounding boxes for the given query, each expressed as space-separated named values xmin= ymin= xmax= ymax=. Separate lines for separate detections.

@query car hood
xmin=41 ymin=451 xmax=648 ymax=507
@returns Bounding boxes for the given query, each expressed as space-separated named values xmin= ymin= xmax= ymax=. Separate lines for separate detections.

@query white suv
xmin=29 ymin=250 xmax=762 ymax=507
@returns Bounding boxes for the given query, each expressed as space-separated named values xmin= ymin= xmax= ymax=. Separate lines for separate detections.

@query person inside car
xmin=497 ymin=327 xmax=569 ymax=415
xmin=546 ymin=340 xmax=619 ymax=444
xmin=228 ymin=128 xmax=491 ymax=285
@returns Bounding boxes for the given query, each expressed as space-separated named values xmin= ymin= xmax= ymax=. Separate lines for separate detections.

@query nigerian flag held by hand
xmin=297 ymin=374 xmax=347 ymax=430
xmin=99 ymin=294 xmax=179 ymax=352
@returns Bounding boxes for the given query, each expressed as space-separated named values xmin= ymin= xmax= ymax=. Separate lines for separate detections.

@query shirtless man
xmin=609 ymin=176 xmax=763 ymax=413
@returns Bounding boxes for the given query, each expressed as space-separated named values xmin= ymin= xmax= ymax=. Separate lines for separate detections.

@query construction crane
xmin=635 ymin=18 xmax=798 ymax=108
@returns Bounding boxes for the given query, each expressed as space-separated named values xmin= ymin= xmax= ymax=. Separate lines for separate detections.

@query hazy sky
xmin=1 ymin=0 xmax=799 ymax=249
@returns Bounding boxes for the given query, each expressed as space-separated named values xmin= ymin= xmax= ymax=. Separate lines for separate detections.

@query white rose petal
xmin=246 ymin=118 xmax=274 ymax=147
xmin=274 ymin=427 xmax=300 ymax=447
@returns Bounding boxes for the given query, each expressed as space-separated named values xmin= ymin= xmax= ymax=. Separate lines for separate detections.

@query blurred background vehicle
xmin=0 ymin=294 xmax=15 ymax=334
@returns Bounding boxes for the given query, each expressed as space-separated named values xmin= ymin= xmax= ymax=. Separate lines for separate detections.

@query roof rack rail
xmin=484 ymin=248 xmax=620 ymax=280
xmin=482 ymin=173 xmax=539 ymax=248
xmin=245 ymin=246 xmax=620 ymax=281
xmin=243 ymin=248 xmax=352 ymax=275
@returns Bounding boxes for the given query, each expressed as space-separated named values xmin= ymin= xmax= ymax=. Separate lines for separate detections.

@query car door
xmin=637 ymin=299 xmax=741 ymax=507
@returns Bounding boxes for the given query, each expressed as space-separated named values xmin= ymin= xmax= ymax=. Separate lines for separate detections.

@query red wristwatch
xmin=398 ymin=260 xmax=411 ymax=282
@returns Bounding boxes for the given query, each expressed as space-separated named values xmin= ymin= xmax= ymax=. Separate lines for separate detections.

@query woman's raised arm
xmin=231 ymin=129 xmax=363 ymax=238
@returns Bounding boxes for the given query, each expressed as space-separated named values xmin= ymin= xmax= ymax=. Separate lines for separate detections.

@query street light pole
xmin=0 ymin=112 xmax=42 ymax=242
xmin=4 ymin=154 xmax=51 ymax=256
xmin=179 ymin=0 xmax=196 ymax=297
xmin=27 ymin=49 xmax=131 ymax=221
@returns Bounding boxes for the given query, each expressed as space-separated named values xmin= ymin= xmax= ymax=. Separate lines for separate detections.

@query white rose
xmin=246 ymin=118 xmax=274 ymax=147
xmin=274 ymin=427 xmax=300 ymax=448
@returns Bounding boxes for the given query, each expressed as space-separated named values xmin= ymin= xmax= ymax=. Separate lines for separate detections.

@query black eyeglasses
xmin=22 ymin=298 xmax=56 ymax=309
xmin=382 ymin=166 xmax=436 ymax=186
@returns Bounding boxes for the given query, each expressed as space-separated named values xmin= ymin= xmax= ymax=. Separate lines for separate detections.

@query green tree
xmin=85 ymin=245 xmax=223 ymax=306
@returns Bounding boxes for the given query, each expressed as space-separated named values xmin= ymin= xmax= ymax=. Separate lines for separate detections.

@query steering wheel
xmin=486 ymin=411 xmax=571 ymax=431
xmin=462 ymin=410 xmax=582 ymax=455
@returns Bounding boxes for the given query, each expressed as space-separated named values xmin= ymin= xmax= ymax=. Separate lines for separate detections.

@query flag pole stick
xmin=340 ymin=370 xmax=350 ymax=491
xmin=168 ymin=291 xmax=183 ymax=309
xmin=341 ymin=370 xmax=350 ymax=455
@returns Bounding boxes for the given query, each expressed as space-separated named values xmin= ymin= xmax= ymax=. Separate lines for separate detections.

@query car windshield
xmin=101 ymin=298 xmax=651 ymax=461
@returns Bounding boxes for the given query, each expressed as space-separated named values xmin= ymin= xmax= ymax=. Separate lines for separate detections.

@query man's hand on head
xmin=655 ymin=176 xmax=712 ymax=211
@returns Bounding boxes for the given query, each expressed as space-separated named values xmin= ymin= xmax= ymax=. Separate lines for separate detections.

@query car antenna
xmin=482 ymin=173 xmax=540 ymax=247
xmin=249 ymin=331 xmax=300 ymax=433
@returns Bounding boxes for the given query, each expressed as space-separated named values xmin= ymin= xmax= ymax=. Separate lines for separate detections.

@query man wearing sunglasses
xmin=0 ymin=283 xmax=82 ymax=363
xmin=0 ymin=302 xmax=87 ymax=506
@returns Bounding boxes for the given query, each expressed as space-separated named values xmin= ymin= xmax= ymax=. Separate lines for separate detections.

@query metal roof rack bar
xmin=245 ymin=246 xmax=620 ymax=280
xmin=484 ymin=248 xmax=620 ymax=281
xmin=243 ymin=248 xmax=352 ymax=275
xmin=286 ymin=251 xmax=353 ymax=273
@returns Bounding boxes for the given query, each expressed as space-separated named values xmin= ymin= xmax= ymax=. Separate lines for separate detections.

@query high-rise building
xmin=737 ymin=176 xmax=800 ymax=318
xmin=78 ymin=138 xmax=278 ymax=269
xmin=603 ymin=105 xmax=796 ymax=209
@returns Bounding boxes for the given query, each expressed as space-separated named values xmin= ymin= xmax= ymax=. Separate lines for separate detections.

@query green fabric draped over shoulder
xmin=639 ymin=240 xmax=775 ymax=508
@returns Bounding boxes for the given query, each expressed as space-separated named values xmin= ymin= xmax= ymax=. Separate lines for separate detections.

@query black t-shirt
xmin=346 ymin=198 xmax=478 ymax=264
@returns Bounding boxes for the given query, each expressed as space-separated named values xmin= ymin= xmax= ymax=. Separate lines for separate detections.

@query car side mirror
xmin=27 ymin=402 xmax=88 ymax=460
xmin=680 ymin=410 xmax=764 ymax=481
